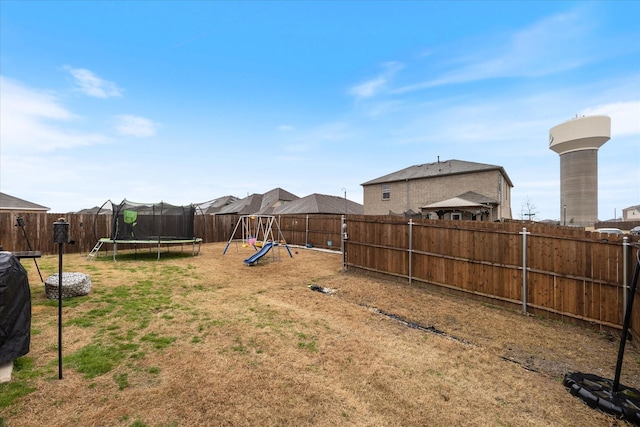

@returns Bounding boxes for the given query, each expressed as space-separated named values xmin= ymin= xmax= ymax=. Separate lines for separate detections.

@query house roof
xmin=361 ymin=159 xmax=514 ymax=187
xmin=196 ymin=196 xmax=239 ymax=214
xmin=214 ymin=188 xmax=300 ymax=215
xmin=216 ymin=193 xmax=264 ymax=215
xmin=421 ymin=191 xmax=498 ymax=210
xmin=257 ymin=188 xmax=299 ymax=214
xmin=273 ymin=193 xmax=363 ymax=215
xmin=75 ymin=206 xmax=112 ymax=215
xmin=0 ymin=192 xmax=50 ymax=212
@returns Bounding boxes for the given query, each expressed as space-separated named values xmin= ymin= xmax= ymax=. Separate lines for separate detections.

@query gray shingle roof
xmin=421 ymin=191 xmax=498 ymax=209
xmin=361 ymin=159 xmax=513 ymax=187
xmin=0 ymin=192 xmax=50 ymax=212
xmin=273 ymin=193 xmax=363 ymax=215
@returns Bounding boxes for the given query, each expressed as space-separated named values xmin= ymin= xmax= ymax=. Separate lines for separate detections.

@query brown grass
xmin=3 ymin=242 xmax=639 ymax=426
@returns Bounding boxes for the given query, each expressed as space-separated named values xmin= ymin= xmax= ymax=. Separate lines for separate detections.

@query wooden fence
xmin=344 ymin=215 xmax=640 ymax=341
xmin=1 ymin=212 xmax=638 ymax=340
xmin=0 ymin=212 xmax=342 ymax=255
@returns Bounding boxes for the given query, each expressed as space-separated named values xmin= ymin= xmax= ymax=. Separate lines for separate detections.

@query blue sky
xmin=1 ymin=1 xmax=638 ymax=220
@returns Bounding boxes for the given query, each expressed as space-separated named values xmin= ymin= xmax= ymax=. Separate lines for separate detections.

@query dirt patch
xmin=3 ymin=242 xmax=639 ymax=426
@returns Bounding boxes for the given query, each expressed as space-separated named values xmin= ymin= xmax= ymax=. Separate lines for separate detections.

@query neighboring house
xmin=0 ymin=192 xmax=50 ymax=213
xmin=623 ymin=205 xmax=640 ymax=221
xmin=272 ymin=193 xmax=363 ymax=215
xmin=361 ymin=159 xmax=513 ymax=221
xmin=196 ymin=196 xmax=239 ymax=214
xmin=215 ymin=188 xmax=299 ymax=215
xmin=75 ymin=206 xmax=112 ymax=215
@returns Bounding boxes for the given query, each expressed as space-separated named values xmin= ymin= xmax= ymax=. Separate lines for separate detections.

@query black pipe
xmin=613 ymin=247 xmax=640 ymax=392
xmin=57 ymin=241 xmax=63 ymax=380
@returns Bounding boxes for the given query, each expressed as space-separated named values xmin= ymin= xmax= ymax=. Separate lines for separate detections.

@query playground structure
xmin=88 ymin=199 xmax=203 ymax=261
xmin=223 ymin=215 xmax=292 ymax=265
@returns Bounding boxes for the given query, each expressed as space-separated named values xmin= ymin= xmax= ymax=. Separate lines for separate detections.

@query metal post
xmin=341 ymin=215 xmax=346 ymax=271
xmin=53 ymin=218 xmax=69 ymax=380
xmin=408 ymin=219 xmax=413 ymax=285
xmin=613 ymin=247 xmax=639 ymax=392
xmin=623 ymin=237 xmax=629 ymax=319
xmin=520 ymin=227 xmax=530 ymax=314
xmin=342 ymin=188 xmax=347 ymax=214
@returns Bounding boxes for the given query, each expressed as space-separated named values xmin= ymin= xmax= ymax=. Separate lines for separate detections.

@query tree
xmin=520 ymin=197 xmax=538 ymax=221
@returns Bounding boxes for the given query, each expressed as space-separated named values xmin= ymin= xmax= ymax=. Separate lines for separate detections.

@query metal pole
xmin=520 ymin=227 xmax=529 ymax=314
xmin=623 ymin=237 xmax=629 ymax=320
xmin=57 ymin=241 xmax=63 ymax=379
xmin=53 ymin=218 xmax=69 ymax=380
xmin=408 ymin=219 xmax=413 ymax=285
xmin=305 ymin=215 xmax=309 ymax=247
xmin=341 ymin=215 xmax=346 ymax=271
xmin=613 ymin=247 xmax=639 ymax=392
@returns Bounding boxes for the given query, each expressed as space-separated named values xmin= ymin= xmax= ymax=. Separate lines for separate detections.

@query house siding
xmin=363 ymin=169 xmax=512 ymax=219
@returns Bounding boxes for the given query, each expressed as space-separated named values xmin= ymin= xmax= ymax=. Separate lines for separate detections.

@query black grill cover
xmin=0 ymin=252 xmax=31 ymax=364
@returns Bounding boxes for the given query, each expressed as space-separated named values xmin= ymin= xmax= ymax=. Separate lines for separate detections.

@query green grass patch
xmin=113 ymin=373 xmax=129 ymax=390
xmin=65 ymin=344 xmax=125 ymax=379
xmin=0 ymin=358 xmax=40 ymax=408
xmin=140 ymin=333 xmax=176 ymax=349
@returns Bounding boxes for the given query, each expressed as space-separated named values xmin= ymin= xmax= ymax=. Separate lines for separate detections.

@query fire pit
xmin=44 ymin=272 xmax=91 ymax=299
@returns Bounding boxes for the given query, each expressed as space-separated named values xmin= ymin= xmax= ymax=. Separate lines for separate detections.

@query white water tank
xmin=549 ymin=115 xmax=611 ymax=226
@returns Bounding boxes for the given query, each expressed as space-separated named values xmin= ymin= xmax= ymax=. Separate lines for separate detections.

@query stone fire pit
xmin=44 ymin=272 xmax=92 ymax=300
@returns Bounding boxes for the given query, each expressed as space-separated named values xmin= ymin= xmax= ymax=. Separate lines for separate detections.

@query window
xmin=382 ymin=185 xmax=390 ymax=200
xmin=451 ymin=212 xmax=462 ymax=220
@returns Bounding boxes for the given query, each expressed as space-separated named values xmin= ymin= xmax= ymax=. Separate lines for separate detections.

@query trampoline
xmin=89 ymin=199 xmax=203 ymax=261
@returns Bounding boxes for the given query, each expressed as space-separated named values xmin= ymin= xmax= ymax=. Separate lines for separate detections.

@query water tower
xmin=549 ymin=115 xmax=611 ymax=226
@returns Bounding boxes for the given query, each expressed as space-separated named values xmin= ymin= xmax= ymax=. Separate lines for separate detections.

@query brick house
xmin=361 ymin=159 xmax=513 ymax=220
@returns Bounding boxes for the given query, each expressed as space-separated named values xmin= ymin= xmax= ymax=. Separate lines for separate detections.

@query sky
xmin=1 ymin=1 xmax=639 ymax=220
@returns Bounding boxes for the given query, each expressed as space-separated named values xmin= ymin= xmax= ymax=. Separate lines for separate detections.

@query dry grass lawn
xmin=2 ymin=242 xmax=639 ymax=426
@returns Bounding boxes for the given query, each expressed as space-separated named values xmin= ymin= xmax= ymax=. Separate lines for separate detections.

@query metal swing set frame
xmin=222 ymin=215 xmax=292 ymax=259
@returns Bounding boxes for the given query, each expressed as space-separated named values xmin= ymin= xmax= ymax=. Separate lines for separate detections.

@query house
xmin=196 ymin=196 xmax=239 ymax=214
xmin=215 ymin=188 xmax=299 ymax=215
xmin=0 ymin=192 xmax=50 ymax=213
xmin=361 ymin=159 xmax=513 ymax=220
xmin=272 ymin=193 xmax=363 ymax=215
xmin=623 ymin=205 xmax=640 ymax=222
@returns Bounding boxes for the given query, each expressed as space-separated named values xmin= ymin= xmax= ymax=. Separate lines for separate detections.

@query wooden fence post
xmin=520 ymin=227 xmax=530 ymax=314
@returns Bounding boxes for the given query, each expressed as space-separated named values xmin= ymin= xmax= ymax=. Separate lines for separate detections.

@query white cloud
xmin=349 ymin=61 xmax=404 ymax=99
xmin=114 ymin=115 xmax=159 ymax=137
xmin=394 ymin=8 xmax=597 ymax=94
xmin=0 ymin=76 xmax=106 ymax=152
xmin=581 ymin=101 xmax=640 ymax=137
xmin=65 ymin=66 xmax=123 ymax=98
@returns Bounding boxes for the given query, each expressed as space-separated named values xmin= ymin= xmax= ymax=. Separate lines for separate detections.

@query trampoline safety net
xmin=111 ymin=199 xmax=196 ymax=241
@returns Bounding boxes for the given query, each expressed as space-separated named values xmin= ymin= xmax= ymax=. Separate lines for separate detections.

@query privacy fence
xmin=1 ymin=212 xmax=638 ymax=340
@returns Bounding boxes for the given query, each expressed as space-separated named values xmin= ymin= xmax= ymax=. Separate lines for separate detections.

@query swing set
xmin=222 ymin=215 xmax=293 ymax=262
